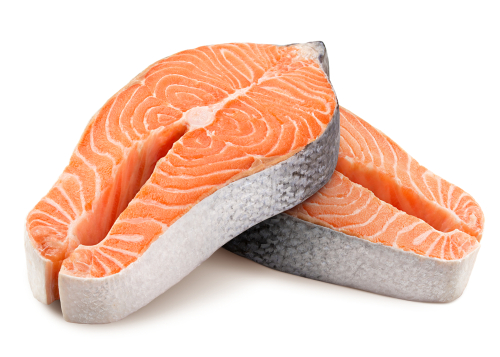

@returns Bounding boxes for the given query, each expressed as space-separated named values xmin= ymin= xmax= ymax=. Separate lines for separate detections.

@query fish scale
xmin=225 ymin=106 xmax=483 ymax=302
xmin=24 ymin=41 xmax=339 ymax=323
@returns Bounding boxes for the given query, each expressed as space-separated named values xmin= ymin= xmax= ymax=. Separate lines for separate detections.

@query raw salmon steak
xmin=24 ymin=42 xmax=340 ymax=323
xmin=226 ymin=107 xmax=484 ymax=302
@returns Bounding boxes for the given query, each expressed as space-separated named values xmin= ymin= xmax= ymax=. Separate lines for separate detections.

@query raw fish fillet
xmin=25 ymin=42 xmax=339 ymax=323
xmin=226 ymin=107 xmax=484 ymax=302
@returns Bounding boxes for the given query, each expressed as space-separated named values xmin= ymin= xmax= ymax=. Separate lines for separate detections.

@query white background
xmin=1 ymin=1 xmax=499 ymax=356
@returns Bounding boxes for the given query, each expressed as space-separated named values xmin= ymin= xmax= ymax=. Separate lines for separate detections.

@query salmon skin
xmin=24 ymin=42 xmax=340 ymax=323
xmin=225 ymin=107 xmax=484 ymax=302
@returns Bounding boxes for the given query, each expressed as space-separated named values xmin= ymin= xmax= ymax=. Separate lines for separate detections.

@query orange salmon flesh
xmin=287 ymin=107 xmax=483 ymax=260
xmin=25 ymin=42 xmax=337 ymax=303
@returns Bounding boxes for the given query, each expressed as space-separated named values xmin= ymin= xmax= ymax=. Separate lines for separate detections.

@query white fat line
xmin=380 ymin=130 xmax=400 ymax=186
xmin=306 ymin=193 xmax=358 ymax=208
xmin=160 ymin=152 xmax=250 ymax=172
xmin=286 ymin=70 xmax=330 ymax=87
xmin=170 ymin=51 xmax=235 ymax=82
xmin=291 ymin=71 xmax=330 ymax=89
xmin=119 ymin=85 xmax=144 ymax=143
xmin=248 ymin=93 xmax=325 ymax=135
xmin=448 ymin=235 xmax=456 ymax=259
xmin=39 ymin=242 xmax=64 ymax=255
xmin=307 ymin=197 xmax=364 ymax=212
xmin=180 ymin=48 xmax=231 ymax=82
xmin=276 ymin=76 xmax=333 ymax=112
xmin=42 ymin=197 xmax=74 ymax=223
xmin=28 ymin=209 xmax=70 ymax=226
xmin=236 ymin=95 xmax=266 ymax=118
xmin=178 ymin=61 xmax=247 ymax=92
xmin=241 ymin=43 xmax=267 ymax=72
xmin=312 ymin=111 xmax=331 ymax=131
xmin=364 ymin=212 xmax=403 ymax=240
xmin=179 ymin=80 xmax=263 ymax=130
xmin=340 ymin=202 xmax=384 ymax=230
xmin=253 ymin=44 xmax=274 ymax=70
xmin=104 ymin=94 xmax=127 ymax=151
xmin=207 ymin=47 xmax=240 ymax=90
xmin=407 ymin=156 xmax=427 ymax=199
xmin=290 ymin=117 xmax=300 ymax=149
xmin=100 ymin=245 xmax=139 ymax=258
xmin=117 ymin=217 xmax=168 ymax=230
xmin=258 ymin=117 xmax=280 ymax=155
xmin=168 ymin=86 xmax=208 ymax=103
xmin=28 ymin=218 xmax=57 ymax=227
xmin=338 ymin=139 xmax=360 ymax=165
xmin=391 ymin=221 xmax=421 ymax=248
xmin=436 ymin=175 xmax=445 ymax=207
xmin=412 ymin=229 xmax=433 ymax=246
xmin=446 ymin=181 xmax=456 ymax=209
xmin=248 ymin=90 xmax=323 ymax=121
xmin=151 ymin=61 xmax=232 ymax=94
xmin=92 ymin=254 xmax=111 ymax=275
xmin=210 ymin=47 xmax=243 ymax=88
xmin=131 ymin=95 xmax=155 ymax=138
xmin=256 ymin=86 xmax=305 ymax=104
xmin=220 ymin=47 xmax=254 ymax=84
xmin=60 ymin=173 xmax=86 ymax=214
xmin=347 ymin=119 xmax=374 ymax=167
xmin=425 ymin=234 xmax=443 ymax=258
xmin=440 ymin=235 xmax=448 ymax=259
xmin=143 ymin=104 xmax=160 ymax=132
xmin=96 ymin=248 xmax=125 ymax=269
xmin=456 ymin=235 xmax=471 ymax=251
xmin=315 ymin=180 xmax=356 ymax=202
xmin=132 ymin=198 xmax=191 ymax=210
xmin=107 ymin=234 xmax=145 ymax=242
xmin=340 ymin=114 xmax=367 ymax=163
xmin=27 ymin=220 xmax=61 ymax=233
xmin=148 ymin=182 xmax=215 ymax=194
xmin=339 ymin=133 xmax=356 ymax=158
xmin=452 ymin=192 xmax=469 ymax=212
xmin=55 ymin=185 xmax=80 ymax=217
xmin=422 ymin=170 xmax=445 ymax=206
xmin=72 ymin=257 xmax=92 ymax=270
xmin=90 ymin=121 xmax=118 ymax=166
xmin=272 ymin=76 xmax=329 ymax=104
xmin=422 ymin=170 xmax=462 ymax=222
xmin=237 ymin=97 xmax=270 ymax=129
xmin=75 ymin=147 xmax=101 ymax=200
xmin=155 ymin=167 xmax=241 ymax=180
xmin=459 ymin=198 xmax=477 ymax=210
xmin=299 ymin=111 xmax=315 ymax=140
xmin=422 ymin=172 xmax=467 ymax=224
xmin=154 ymin=73 xmax=227 ymax=99
xmin=356 ymin=117 xmax=385 ymax=168
xmin=454 ymin=235 xmax=477 ymax=258
xmin=313 ymin=193 xmax=372 ymax=218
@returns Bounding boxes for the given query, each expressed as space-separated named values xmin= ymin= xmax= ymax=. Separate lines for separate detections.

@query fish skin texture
xmin=59 ymin=111 xmax=339 ymax=323
xmin=24 ymin=41 xmax=339 ymax=322
xmin=225 ymin=107 xmax=484 ymax=301
xmin=225 ymin=214 xmax=479 ymax=303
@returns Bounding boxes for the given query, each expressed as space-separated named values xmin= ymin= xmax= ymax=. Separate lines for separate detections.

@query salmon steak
xmin=24 ymin=42 xmax=340 ymax=323
xmin=226 ymin=107 xmax=484 ymax=302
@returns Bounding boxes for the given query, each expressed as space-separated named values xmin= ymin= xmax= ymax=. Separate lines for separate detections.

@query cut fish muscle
xmin=337 ymin=108 xmax=484 ymax=240
xmin=25 ymin=42 xmax=339 ymax=322
xmin=287 ymin=171 xmax=478 ymax=260
xmin=226 ymin=107 xmax=483 ymax=302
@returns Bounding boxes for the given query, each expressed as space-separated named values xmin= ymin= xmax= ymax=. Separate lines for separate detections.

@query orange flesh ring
xmin=26 ymin=43 xmax=336 ymax=287
xmin=287 ymin=107 xmax=483 ymax=260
